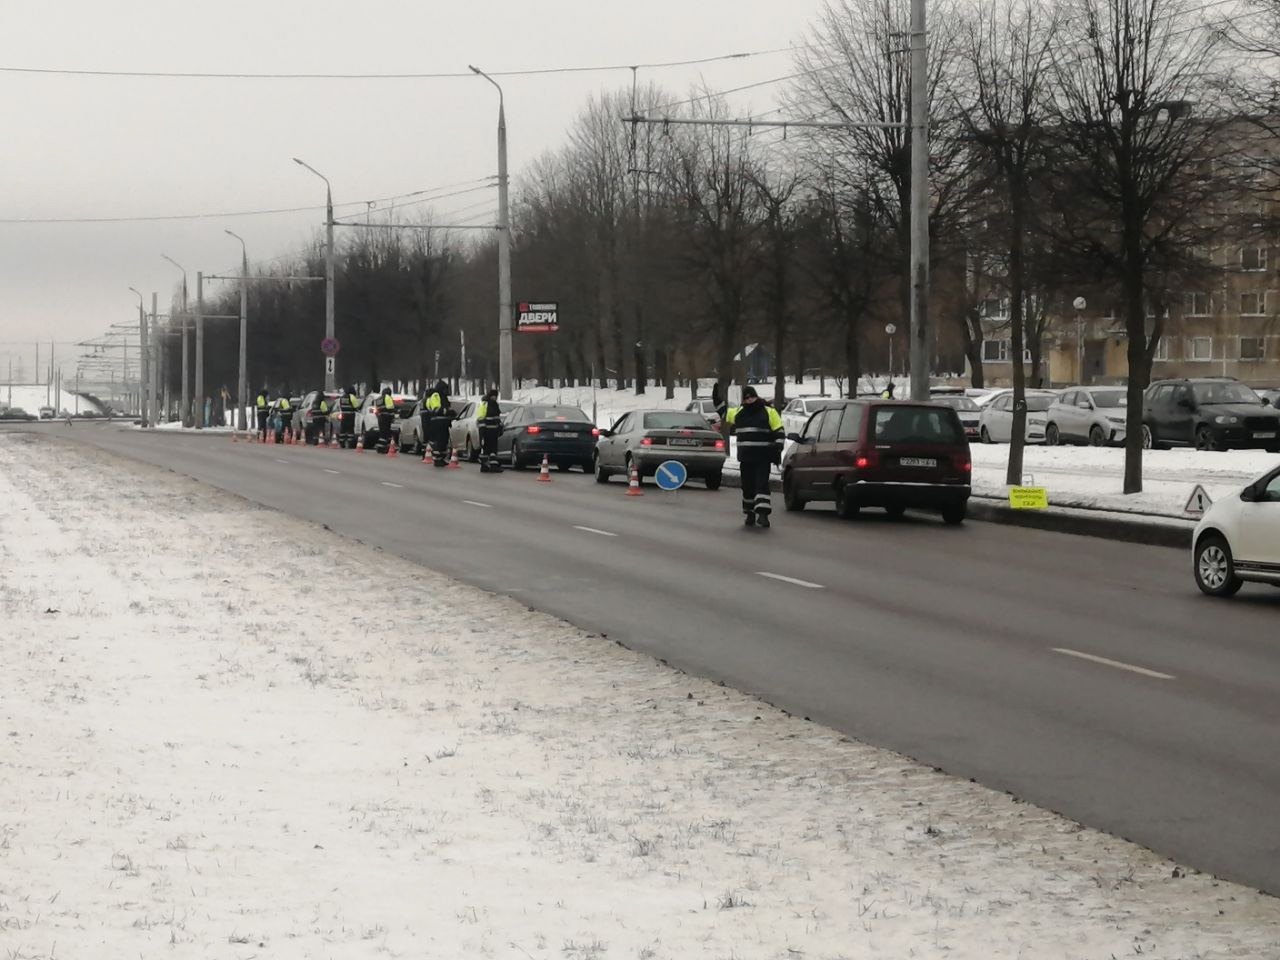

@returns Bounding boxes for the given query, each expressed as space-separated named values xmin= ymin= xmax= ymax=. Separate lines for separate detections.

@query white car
xmin=1045 ymin=387 xmax=1129 ymax=447
xmin=978 ymin=391 xmax=1056 ymax=444
xmin=354 ymin=392 xmax=415 ymax=451
xmin=449 ymin=399 xmax=522 ymax=462
xmin=780 ymin=396 xmax=845 ymax=437
xmin=1193 ymin=466 xmax=1280 ymax=596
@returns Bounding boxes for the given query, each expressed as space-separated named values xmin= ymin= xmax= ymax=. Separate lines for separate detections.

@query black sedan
xmin=500 ymin=404 xmax=599 ymax=471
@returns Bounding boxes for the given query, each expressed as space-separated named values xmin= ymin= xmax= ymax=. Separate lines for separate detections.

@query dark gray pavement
xmin=21 ymin=422 xmax=1280 ymax=895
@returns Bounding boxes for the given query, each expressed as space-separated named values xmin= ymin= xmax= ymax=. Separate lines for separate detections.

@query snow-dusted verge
xmin=2 ymin=435 xmax=1278 ymax=959
xmin=0 ymin=384 xmax=103 ymax=416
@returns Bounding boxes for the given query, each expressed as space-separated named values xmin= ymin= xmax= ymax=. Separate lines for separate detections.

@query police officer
xmin=315 ymin=393 xmax=332 ymax=444
xmin=376 ymin=387 xmax=396 ymax=453
xmin=255 ymin=386 xmax=270 ymax=442
xmin=337 ymin=385 xmax=360 ymax=449
xmin=423 ymin=380 xmax=453 ymax=466
xmin=881 ymin=382 xmax=896 ymax=400
xmin=476 ymin=388 xmax=503 ymax=473
xmin=726 ymin=386 xmax=785 ymax=528
xmin=271 ymin=390 xmax=294 ymax=444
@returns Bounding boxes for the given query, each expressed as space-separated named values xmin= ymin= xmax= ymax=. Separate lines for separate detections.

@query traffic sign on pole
xmin=324 ymin=356 xmax=335 ymax=376
xmin=321 ymin=337 xmax=341 ymax=357
xmin=1184 ymin=484 xmax=1213 ymax=516
xmin=655 ymin=460 xmax=687 ymax=491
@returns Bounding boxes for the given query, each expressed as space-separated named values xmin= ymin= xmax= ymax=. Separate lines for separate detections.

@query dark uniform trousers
xmin=740 ymin=460 xmax=772 ymax=517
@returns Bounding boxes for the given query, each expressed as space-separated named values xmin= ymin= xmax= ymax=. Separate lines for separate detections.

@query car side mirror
xmin=787 ymin=433 xmax=812 ymax=444
xmin=1240 ymin=485 xmax=1256 ymax=503
xmin=1263 ymin=397 xmax=1272 ymax=406
xmin=599 ymin=429 xmax=613 ymax=438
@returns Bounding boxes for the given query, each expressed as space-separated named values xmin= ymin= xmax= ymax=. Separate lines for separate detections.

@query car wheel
xmin=834 ymin=481 xmax=859 ymax=520
xmin=705 ymin=472 xmax=722 ymax=491
xmin=510 ymin=442 xmax=525 ymax=470
xmin=1045 ymin=424 xmax=1061 ymax=446
xmin=980 ymin=426 xmax=993 ymax=444
xmin=1195 ymin=533 xmax=1243 ymax=597
xmin=885 ymin=504 xmax=906 ymax=520
xmin=594 ymin=452 xmax=611 ymax=484
xmin=941 ymin=502 xmax=967 ymax=526
xmin=1088 ymin=425 xmax=1106 ymax=447
xmin=782 ymin=470 xmax=805 ymax=512
xmin=1141 ymin=424 xmax=1168 ymax=450
xmin=1195 ymin=425 xmax=1219 ymax=452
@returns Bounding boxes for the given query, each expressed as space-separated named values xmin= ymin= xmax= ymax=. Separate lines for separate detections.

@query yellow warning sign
xmin=1009 ymin=486 xmax=1049 ymax=510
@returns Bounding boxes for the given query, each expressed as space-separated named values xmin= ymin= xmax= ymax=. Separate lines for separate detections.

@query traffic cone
xmin=355 ymin=433 xmax=365 ymax=453
xmin=626 ymin=462 xmax=644 ymax=496
xmin=537 ymin=454 xmax=552 ymax=482
xmin=231 ymin=429 xmax=238 ymax=443
xmin=388 ymin=438 xmax=399 ymax=458
xmin=422 ymin=443 xmax=432 ymax=465
xmin=447 ymin=447 xmax=461 ymax=469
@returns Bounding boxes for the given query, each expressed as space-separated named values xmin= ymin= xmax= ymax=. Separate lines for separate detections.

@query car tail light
xmin=640 ymin=437 xmax=654 ymax=446
xmin=853 ymin=449 xmax=878 ymax=470
xmin=526 ymin=425 xmax=541 ymax=435
xmin=714 ymin=439 xmax=726 ymax=450
xmin=956 ymin=454 xmax=972 ymax=473
xmin=591 ymin=428 xmax=600 ymax=437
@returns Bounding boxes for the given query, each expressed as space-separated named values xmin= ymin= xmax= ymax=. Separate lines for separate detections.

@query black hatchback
xmin=1142 ymin=379 xmax=1280 ymax=452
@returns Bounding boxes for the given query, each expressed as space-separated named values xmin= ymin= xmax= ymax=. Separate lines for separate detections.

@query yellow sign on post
xmin=1009 ymin=486 xmax=1049 ymax=510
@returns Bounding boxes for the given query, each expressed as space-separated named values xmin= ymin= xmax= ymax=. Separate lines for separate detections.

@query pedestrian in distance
xmin=255 ymin=385 xmax=270 ymax=442
xmin=726 ymin=385 xmax=785 ymax=529
xmin=476 ymin=388 xmax=503 ymax=473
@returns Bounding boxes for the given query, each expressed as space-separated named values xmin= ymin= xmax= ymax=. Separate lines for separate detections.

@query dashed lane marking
xmin=274 ymin=458 xmax=289 ymax=464
xmin=573 ymin=525 xmax=618 ymax=537
xmin=755 ymin=571 xmax=824 ymax=590
xmin=462 ymin=500 xmax=493 ymax=508
xmin=323 ymin=468 xmax=341 ymax=475
xmin=1052 ymin=648 xmax=1175 ymax=680
xmin=381 ymin=481 xmax=403 ymax=489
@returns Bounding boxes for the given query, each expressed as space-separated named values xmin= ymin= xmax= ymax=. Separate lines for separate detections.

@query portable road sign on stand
xmin=655 ymin=460 xmax=688 ymax=493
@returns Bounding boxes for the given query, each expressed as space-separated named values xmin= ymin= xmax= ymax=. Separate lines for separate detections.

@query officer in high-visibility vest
xmin=337 ymin=386 xmax=360 ymax=449
xmin=316 ymin=394 xmax=331 ymax=444
xmin=423 ymin=380 xmax=452 ymax=466
xmin=726 ymin=386 xmax=785 ymax=528
xmin=271 ymin=391 xmax=293 ymax=444
xmin=476 ymin=388 xmax=503 ymax=473
xmin=256 ymin=386 xmax=270 ymax=442
xmin=881 ymin=382 xmax=896 ymax=400
xmin=376 ymin=387 xmax=397 ymax=453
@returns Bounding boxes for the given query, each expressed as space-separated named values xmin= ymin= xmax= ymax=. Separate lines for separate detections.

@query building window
xmin=980 ymin=297 xmax=1009 ymax=319
xmin=982 ymin=339 xmax=1010 ymax=362
xmin=1186 ymin=337 xmax=1214 ymax=361
xmin=1184 ymin=292 xmax=1211 ymax=317
xmin=1240 ymin=291 xmax=1266 ymax=316
xmin=1240 ymin=337 xmax=1267 ymax=361
xmin=1102 ymin=305 xmax=1118 ymax=322
xmin=1152 ymin=337 xmax=1169 ymax=361
xmin=1242 ymin=247 xmax=1268 ymax=272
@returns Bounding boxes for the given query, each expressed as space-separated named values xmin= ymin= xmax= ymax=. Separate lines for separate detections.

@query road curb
xmin=719 ymin=470 xmax=1193 ymax=549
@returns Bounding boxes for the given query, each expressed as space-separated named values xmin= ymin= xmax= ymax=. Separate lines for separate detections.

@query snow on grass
xmin=2 ymin=432 xmax=1279 ymax=958
xmin=0 ymin=383 xmax=103 ymax=416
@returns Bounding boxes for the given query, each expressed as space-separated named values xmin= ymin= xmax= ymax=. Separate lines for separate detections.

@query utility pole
xmin=226 ymin=230 xmax=249 ymax=431
xmin=470 ymin=65 xmax=513 ymax=400
xmin=292 ymin=158 xmax=337 ymax=392
xmin=162 ymin=255 xmax=190 ymax=425
xmin=195 ymin=271 xmax=205 ymax=429
xmin=130 ymin=287 xmax=150 ymax=427
xmin=907 ymin=0 xmax=931 ymax=402
xmin=151 ymin=292 xmax=159 ymax=428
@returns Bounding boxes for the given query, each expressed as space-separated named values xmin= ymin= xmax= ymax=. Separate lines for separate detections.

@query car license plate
xmin=668 ymin=438 xmax=699 ymax=446
xmin=1254 ymin=432 xmax=1277 ymax=439
xmin=899 ymin=457 xmax=936 ymax=468
xmin=553 ymin=431 xmax=577 ymax=439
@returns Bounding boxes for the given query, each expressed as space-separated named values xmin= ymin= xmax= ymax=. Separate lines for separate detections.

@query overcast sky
xmin=0 ymin=0 xmax=823 ymax=379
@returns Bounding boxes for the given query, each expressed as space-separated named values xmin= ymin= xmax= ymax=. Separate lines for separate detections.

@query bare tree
xmin=752 ymin=161 xmax=803 ymax=406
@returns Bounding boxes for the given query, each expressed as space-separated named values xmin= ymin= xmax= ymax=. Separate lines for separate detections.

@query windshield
xmin=1193 ymin=382 xmax=1261 ymax=405
xmin=1090 ymin=391 xmax=1127 ymax=408
xmin=1026 ymin=396 xmax=1054 ymax=412
xmin=933 ymin=396 xmax=979 ymax=412
xmin=527 ymin=405 xmax=589 ymax=421
xmin=644 ymin=412 xmax=711 ymax=430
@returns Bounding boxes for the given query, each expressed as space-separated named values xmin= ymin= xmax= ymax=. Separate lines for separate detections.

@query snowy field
xmin=0 ymin=384 xmax=103 ymax=416
xmin=3 ymin=434 xmax=1280 ymax=958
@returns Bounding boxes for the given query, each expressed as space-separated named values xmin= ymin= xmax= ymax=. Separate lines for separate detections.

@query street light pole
xmin=470 ymin=65 xmax=513 ymax=400
xmin=161 ymin=254 xmax=189 ymax=425
xmin=293 ymin=158 xmax=336 ymax=392
xmin=907 ymin=0 xmax=931 ymax=401
xmin=195 ymin=271 xmax=205 ymax=429
xmin=150 ymin=292 xmax=159 ymax=427
xmin=226 ymin=230 xmax=249 ymax=431
xmin=1073 ymin=296 xmax=1087 ymax=385
xmin=129 ymin=287 xmax=149 ymax=425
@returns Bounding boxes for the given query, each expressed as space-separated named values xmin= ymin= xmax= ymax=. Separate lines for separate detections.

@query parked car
xmin=780 ymin=396 xmax=844 ymax=437
xmin=1192 ymin=465 xmax=1280 ymax=596
xmin=449 ymin=399 xmax=522 ymax=462
xmin=38 ymin=406 xmax=55 ymax=420
xmin=929 ymin=395 xmax=982 ymax=439
xmin=782 ymin=399 xmax=971 ymax=524
xmin=1045 ymin=386 xmax=1128 ymax=447
xmin=1142 ymin=378 xmax=1280 ymax=452
xmin=978 ymin=391 xmax=1056 ymax=444
xmin=354 ymin=392 xmax=417 ymax=451
xmin=0 ymin=407 xmax=35 ymax=421
xmin=497 ymin=404 xmax=599 ymax=471
xmin=594 ymin=410 xmax=726 ymax=488
xmin=684 ymin=398 xmax=722 ymax=427
xmin=295 ymin=390 xmax=339 ymax=444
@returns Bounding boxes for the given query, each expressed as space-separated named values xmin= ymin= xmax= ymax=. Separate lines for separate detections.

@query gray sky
xmin=0 ymin=0 xmax=822 ymax=377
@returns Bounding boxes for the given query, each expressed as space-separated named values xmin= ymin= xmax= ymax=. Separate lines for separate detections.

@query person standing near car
xmin=256 ymin=386 xmax=270 ymax=442
xmin=726 ymin=386 xmax=785 ymax=528
xmin=424 ymin=380 xmax=453 ymax=466
xmin=376 ymin=386 xmax=396 ymax=453
xmin=337 ymin=385 xmax=360 ymax=448
xmin=476 ymin=388 xmax=503 ymax=473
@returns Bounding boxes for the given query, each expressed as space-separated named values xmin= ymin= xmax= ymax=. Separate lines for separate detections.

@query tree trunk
xmin=1122 ymin=271 xmax=1149 ymax=495
xmin=1005 ymin=199 xmax=1028 ymax=488
xmin=844 ymin=301 xmax=861 ymax=399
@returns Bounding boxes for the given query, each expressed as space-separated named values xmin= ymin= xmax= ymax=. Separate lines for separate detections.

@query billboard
xmin=516 ymin=301 xmax=558 ymax=334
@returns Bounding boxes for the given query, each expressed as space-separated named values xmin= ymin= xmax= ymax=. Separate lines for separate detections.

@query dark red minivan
xmin=781 ymin=400 xmax=972 ymax=524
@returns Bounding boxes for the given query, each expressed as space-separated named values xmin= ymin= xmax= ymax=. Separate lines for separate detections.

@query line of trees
xmin=179 ymin=0 xmax=1280 ymax=492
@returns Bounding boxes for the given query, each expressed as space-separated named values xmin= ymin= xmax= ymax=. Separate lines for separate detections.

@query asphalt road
xmin=21 ymin=422 xmax=1280 ymax=895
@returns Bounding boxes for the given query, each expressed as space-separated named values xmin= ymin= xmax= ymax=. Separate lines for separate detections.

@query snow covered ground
xmin=3 ymin=434 xmax=1280 ymax=958
xmin=0 ymin=383 xmax=104 ymax=416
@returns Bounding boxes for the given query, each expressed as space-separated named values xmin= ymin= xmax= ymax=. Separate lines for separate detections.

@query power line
xmin=0 ymin=47 xmax=794 ymax=81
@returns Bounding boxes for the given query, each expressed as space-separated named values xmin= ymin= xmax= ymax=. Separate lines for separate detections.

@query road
xmin=22 ymin=422 xmax=1280 ymax=895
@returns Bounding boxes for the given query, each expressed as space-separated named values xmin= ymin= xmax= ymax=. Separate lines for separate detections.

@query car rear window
xmin=527 ymin=405 xmax=589 ymax=421
xmin=643 ymin=412 xmax=709 ymax=430
xmin=873 ymin=407 xmax=964 ymax=444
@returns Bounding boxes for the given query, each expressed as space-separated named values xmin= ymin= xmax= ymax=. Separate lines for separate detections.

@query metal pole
xmin=226 ymin=232 xmax=249 ymax=431
xmin=460 ymin=329 xmax=467 ymax=385
xmin=195 ymin=271 xmax=205 ymax=429
xmin=162 ymin=256 xmax=190 ymax=425
xmin=150 ymin=292 xmax=159 ymax=428
xmin=907 ymin=0 xmax=931 ymax=401
xmin=325 ymin=189 xmax=336 ymax=392
xmin=131 ymin=287 xmax=150 ymax=427
xmin=470 ymin=66 xmax=513 ymax=400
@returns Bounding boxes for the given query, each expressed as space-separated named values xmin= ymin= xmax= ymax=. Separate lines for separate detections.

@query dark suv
xmin=1142 ymin=379 xmax=1280 ymax=452
xmin=781 ymin=400 xmax=971 ymax=524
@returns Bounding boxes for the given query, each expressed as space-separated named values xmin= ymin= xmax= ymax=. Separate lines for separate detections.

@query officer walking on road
xmin=726 ymin=386 xmax=785 ymax=528
xmin=256 ymin=385 xmax=270 ymax=442
xmin=424 ymin=380 xmax=453 ymax=466
xmin=476 ymin=388 xmax=503 ymax=473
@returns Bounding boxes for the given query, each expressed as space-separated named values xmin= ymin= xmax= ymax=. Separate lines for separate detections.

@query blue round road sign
xmin=320 ymin=337 xmax=341 ymax=357
xmin=655 ymin=460 xmax=687 ymax=491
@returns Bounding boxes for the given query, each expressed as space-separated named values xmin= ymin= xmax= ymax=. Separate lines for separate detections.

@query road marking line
xmin=573 ymin=525 xmax=618 ymax=537
xmin=756 ymin=571 xmax=824 ymax=590
xmin=1052 ymin=648 xmax=1175 ymax=681
xmin=274 ymin=458 xmax=289 ymax=464
xmin=381 ymin=481 xmax=403 ymax=489
xmin=323 ymin=468 xmax=341 ymax=475
xmin=462 ymin=500 xmax=492 ymax=509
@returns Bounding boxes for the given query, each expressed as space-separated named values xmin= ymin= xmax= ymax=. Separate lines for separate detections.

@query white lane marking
xmin=323 ymin=468 xmax=341 ymax=475
xmin=573 ymin=525 xmax=618 ymax=537
xmin=274 ymin=458 xmax=289 ymax=464
xmin=462 ymin=500 xmax=492 ymax=509
xmin=756 ymin=571 xmax=824 ymax=590
xmin=381 ymin=481 xmax=404 ymax=489
xmin=1052 ymin=648 xmax=1175 ymax=681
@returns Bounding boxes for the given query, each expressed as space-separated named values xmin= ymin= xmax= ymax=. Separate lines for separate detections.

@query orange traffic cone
xmin=422 ymin=443 xmax=432 ymax=465
xmin=231 ymin=429 xmax=238 ymax=443
xmin=537 ymin=454 xmax=552 ymax=482
xmin=355 ymin=433 xmax=365 ymax=453
xmin=626 ymin=462 xmax=644 ymax=496
xmin=447 ymin=447 xmax=461 ymax=469
xmin=388 ymin=438 xmax=399 ymax=458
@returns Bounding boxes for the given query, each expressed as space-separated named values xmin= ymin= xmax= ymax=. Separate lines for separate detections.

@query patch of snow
xmin=2 ymin=433 xmax=1278 ymax=958
xmin=0 ymin=383 xmax=103 ymax=416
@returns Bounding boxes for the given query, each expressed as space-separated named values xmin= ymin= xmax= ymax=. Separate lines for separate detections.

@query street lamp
xmin=469 ymin=64 xmax=513 ymax=400
xmin=226 ymin=230 xmax=249 ymax=430
xmin=885 ymin=322 xmax=898 ymax=384
xmin=128 ymin=286 xmax=150 ymax=426
xmin=292 ymin=157 xmax=336 ymax=392
xmin=161 ymin=253 xmax=190 ymax=425
xmin=1073 ymin=296 xmax=1087 ymax=385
